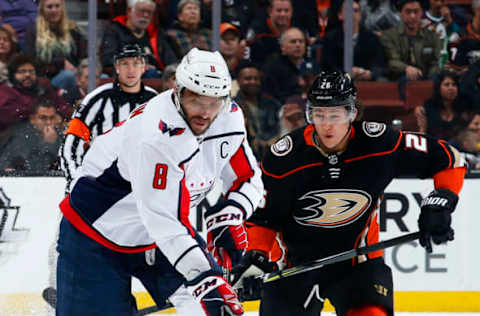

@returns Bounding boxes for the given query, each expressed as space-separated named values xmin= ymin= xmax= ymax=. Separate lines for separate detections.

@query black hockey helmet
xmin=114 ymin=43 xmax=146 ymax=64
xmin=306 ymin=71 xmax=357 ymax=123
xmin=307 ymin=71 xmax=357 ymax=107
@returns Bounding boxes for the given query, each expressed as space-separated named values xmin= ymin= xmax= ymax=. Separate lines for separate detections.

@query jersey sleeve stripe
xmin=227 ymin=190 xmax=253 ymax=217
xmin=345 ymin=132 xmax=403 ymax=163
xmin=178 ymin=165 xmax=195 ymax=237
xmin=59 ymin=134 xmax=84 ymax=191
xmin=173 ymin=244 xmax=201 ymax=269
xmin=261 ymin=161 xmax=324 ymax=179
xmin=64 ymin=118 xmax=91 ymax=145
xmin=437 ymin=140 xmax=453 ymax=168
xmin=228 ymin=144 xmax=255 ymax=192
xmin=60 ymin=195 xmax=156 ymax=253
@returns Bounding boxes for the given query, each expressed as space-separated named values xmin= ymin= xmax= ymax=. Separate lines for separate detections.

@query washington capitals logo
xmin=230 ymin=103 xmax=239 ymax=112
xmin=159 ymin=120 xmax=185 ymax=136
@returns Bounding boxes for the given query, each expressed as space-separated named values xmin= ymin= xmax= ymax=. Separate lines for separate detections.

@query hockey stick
xmin=42 ymin=286 xmax=172 ymax=315
xmin=262 ymin=231 xmax=421 ymax=284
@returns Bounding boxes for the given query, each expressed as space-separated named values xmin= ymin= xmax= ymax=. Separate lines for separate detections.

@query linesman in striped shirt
xmin=47 ymin=44 xmax=158 ymax=316
xmin=59 ymin=44 xmax=158 ymax=192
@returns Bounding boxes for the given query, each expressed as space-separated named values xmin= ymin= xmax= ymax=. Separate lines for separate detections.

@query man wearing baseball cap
xmin=220 ymin=22 xmax=245 ymax=79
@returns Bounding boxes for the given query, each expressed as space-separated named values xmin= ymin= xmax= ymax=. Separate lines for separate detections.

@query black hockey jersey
xmin=248 ymin=121 xmax=464 ymax=265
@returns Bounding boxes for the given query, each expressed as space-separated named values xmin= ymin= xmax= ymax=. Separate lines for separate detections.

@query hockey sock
xmin=346 ymin=304 xmax=388 ymax=316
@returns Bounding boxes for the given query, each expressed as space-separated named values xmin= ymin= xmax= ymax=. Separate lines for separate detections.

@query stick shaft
xmin=42 ymin=286 xmax=171 ymax=316
xmin=263 ymin=231 xmax=420 ymax=283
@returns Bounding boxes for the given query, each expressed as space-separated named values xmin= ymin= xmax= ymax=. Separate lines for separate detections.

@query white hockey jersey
xmin=59 ymin=90 xmax=264 ymax=278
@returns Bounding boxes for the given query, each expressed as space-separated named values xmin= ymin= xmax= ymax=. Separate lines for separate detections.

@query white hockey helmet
xmin=174 ymin=48 xmax=232 ymax=114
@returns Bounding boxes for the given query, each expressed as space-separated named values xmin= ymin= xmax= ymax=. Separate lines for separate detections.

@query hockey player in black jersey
xmin=233 ymin=71 xmax=466 ymax=316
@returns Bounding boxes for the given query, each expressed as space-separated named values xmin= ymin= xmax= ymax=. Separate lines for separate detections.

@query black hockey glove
xmin=418 ymin=189 xmax=458 ymax=253
xmin=229 ymin=250 xmax=279 ymax=301
xmin=185 ymin=269 xmax=244 ymax=316
xmin=205 ymin=200 xmax=247 ymax=268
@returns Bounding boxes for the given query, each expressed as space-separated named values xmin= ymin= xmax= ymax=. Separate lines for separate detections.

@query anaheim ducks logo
xmin=294 ymin=189 xmax=372 ymax=228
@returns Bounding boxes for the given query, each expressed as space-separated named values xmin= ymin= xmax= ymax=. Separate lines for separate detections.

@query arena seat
xmin=355 ymin=81 xmax=407 ymax=124
xmin=397 ymin=80 xmax=434 ymax=132
xmin=355 ymin=81 xmax=405 ymax=107
xmin=405 ymin=80 xmax=434 ymax=110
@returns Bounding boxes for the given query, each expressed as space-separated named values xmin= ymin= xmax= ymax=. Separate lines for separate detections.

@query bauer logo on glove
xmin=421 ymin=196 xmax=448 ymax=207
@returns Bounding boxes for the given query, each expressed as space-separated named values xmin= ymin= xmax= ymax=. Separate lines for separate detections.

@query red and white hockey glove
xmin=205 ymin=200 xmax=248 ymax=268
xmin=185 ymin=269 xmax=244 ymax=316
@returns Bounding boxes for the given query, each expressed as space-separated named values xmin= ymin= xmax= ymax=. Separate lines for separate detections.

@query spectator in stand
xmin=0 ymin=99 xmax=63 ymax=173
xmin=262 ymin=27 xmax=320 ymax=104
xmin=291 ymin=0 xmax=319 ymax=44
xmin=0 ymin=53 xmax=72 ymax=134
xmin=423 ymin=0 xmax=460 ymax=39
xmin=422 ymin=0 xmax=460 ymax=70
xmin=452 ymin=110 xmax=480 ymax=170
xmin=160 ymin=62 xmax=177 ymax=91
xmin=0 ymin=25 xmax=19 ymax=66
xmin=360 ymin=0 xmax=400 ymax=34
xmin=278 ymin=94 xmax=306 ymax=137
xmin=24 ymin=0 xmax=87 ymax=91
xmin=415 ymin=72 xmax=467 ymax=141
xmin=59 ymin=58 xmax=102 ymax=108
xmin=199 ymin=0 xmax=256 ymax=37
xmin=316 ymin=0 xmax=331 ymax=39
xmin=452 ymin=128 xmax=480 ymax=170
xmin=322 ymin=0 xmax=386 ymax=81
xmin=0 ymin=59 xmax=6 ymax=83
xmin=100 ymin=0 xmax=177 ymax=78
xmin=234 ymin=61 xmax=281 ymax=159
xmin=448 ymin=0 xmax=480 ymax=75
xmin=380 ymin=0 xmax=441 ymax=98
xmin=0 ymin=0 xmax=37 ymax=48
xmin=219 ymin=22 xmax=245 ymax=79
xmin=151 ymin=0 xmax=170 ymax=30
xmin=459 ymin=60 xmax=480 ymax=109
xmin=167 ymin=0 xmax=211 ymax=59
xmin=246 ymin=0 xmax=293 ymax=64
xmin=466 ymin=110 xmax=480 ymax=134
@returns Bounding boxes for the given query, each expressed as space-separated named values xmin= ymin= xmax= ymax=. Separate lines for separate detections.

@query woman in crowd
xmin=24 ymin=0 xmax=87 ymax=90
xmin=0 ymin=25 xmax=19 ymax=66
xmin=416 ymin=72 xmax=467 ymax=141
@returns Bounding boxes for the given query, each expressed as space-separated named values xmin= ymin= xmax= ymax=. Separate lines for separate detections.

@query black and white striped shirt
xmin=59 ymin=81 xmax=158 ymax=192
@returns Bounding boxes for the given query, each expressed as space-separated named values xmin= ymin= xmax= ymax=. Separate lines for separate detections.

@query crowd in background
xmin=0 ymin=0 xmax=479 ymax=175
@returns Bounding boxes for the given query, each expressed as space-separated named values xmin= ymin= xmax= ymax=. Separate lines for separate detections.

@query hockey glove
xmin=185 ymin=269 xmax=244 ymax=316
xmin=418 ymin=188 xmax=458 ymax=253
xmin=205 ymin=200 xmax=247 ymax=267
xmin=230 ymin=250 xmax=279 ymax=301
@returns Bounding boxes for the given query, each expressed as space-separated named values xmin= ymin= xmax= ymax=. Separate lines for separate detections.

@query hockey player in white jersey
xmin=55 ymin=48 xmax=263 ymax=316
